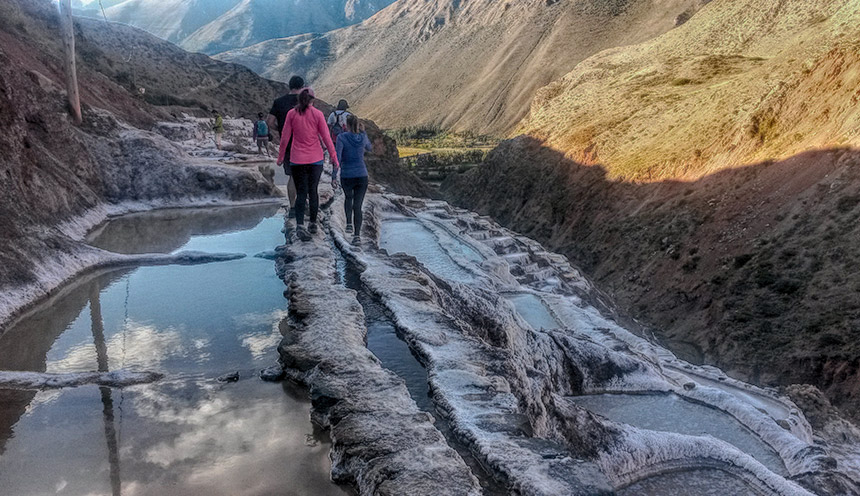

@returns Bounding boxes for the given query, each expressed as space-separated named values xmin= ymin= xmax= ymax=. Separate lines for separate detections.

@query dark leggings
xmin=291 ymin=162 xmax=324 ymax=225
xmin=341 ymin=176 xmax=369 ymax=235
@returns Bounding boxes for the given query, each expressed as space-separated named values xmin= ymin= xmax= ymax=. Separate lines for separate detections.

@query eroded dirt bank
xmin=442 ymin=136 xmax=860 ymax=423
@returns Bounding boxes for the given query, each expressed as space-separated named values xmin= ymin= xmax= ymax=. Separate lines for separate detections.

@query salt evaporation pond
xmin=570 ymin=393 xmax=787 ymax=476
xmin=0 ymin=204 xmax=349 ymax=496
xmin=379 ymin=219 xmax=476 ymax=283
xmin=423 ymin=219 xmax=485 ymax=263
xmin=504 ymin=292 xmax=561 ymax=330
xmin=618 ymin=468 xmax=766 ymax=496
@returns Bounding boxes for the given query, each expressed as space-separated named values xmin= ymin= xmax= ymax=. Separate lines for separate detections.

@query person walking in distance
xmin=327 ymin=99 xmax=351 ymax=144
xmin=277 ymin=88 xmax=339 ymax=241
xmin=212 ymin=109 xmax=224 ymax=150
xmin=253 ymin=112 xmax=270 ymax=156
xmin=267 ymin=75 xmax=304 ymax=215
xmin=335 ymin=114 xmax=371 ymax=245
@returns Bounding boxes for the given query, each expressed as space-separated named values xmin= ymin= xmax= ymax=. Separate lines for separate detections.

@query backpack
xmin=329 ymin=111 xmax=348 ymax=141
xmin=256 ymin=120 xmax=268 ymax=137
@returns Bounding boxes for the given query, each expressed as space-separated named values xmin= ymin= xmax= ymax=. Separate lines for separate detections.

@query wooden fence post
xmin=59 ymin=0 xmax=82 ymax=124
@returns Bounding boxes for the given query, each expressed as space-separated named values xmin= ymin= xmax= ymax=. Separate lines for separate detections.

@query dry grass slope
xmin=519 ymin=0 xmax=860 ymax=181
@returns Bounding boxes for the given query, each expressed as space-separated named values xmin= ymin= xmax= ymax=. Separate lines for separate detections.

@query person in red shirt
xmin=277 ymin=88 xmax=340 ymax=241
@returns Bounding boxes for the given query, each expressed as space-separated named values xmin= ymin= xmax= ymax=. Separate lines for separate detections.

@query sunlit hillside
xmin=519 ymin=0 xmax=860 ymax=181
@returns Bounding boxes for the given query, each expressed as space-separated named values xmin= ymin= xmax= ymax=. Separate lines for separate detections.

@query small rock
xmin=260 ymin=365 xmax=286 ymax=382
xmin=776 ymin=419 xmax=792 ymax=431
xmin=217 ymin=371 xmax=240 ymax=383
xmin=683 ymin=382 xmax=696 ymax=391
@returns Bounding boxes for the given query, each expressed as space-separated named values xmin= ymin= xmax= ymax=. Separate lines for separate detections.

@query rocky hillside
xmin=0 ymin=0 xmax=423 ymax=325
xmin=0 ymin=0 xmax=282 ymax=289
xmin=181 ymin=0 xmax=397 ymax=55
xmin=444 ymin=0 xmax=860 ymax=420
xmin=98 ymin=0 xmax=240 ymax=46
xmin=216 ymin=0 xmax=705 ymax=134
xmin=79 ymin=0 xmax=396 ymax=55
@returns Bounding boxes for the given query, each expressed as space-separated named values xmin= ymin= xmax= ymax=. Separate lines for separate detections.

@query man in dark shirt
xmin=267 ymin=75 xmax=305 ymax=212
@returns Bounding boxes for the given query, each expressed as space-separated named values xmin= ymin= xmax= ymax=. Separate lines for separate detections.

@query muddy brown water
xmin=0 ymin=204 xmax=350 ymax=496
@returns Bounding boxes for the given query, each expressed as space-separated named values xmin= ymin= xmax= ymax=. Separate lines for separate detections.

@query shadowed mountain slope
xmin=445 ymin=137 xmax=860 ymax=422
xmin=181 ymin=0 xmax=396 ymax=55
xmin=82 ymin=0 xmax=396 ymax=55
xmin=444 ymin=0 xmax=860 ymax=420
xmin=101 ymin=0 xmax=240 ymax=45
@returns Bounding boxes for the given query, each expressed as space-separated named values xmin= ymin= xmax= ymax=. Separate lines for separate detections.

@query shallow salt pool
xmin=570 ymin=393 xmax=786 ymax=476
xmin=379 ymin=219 xmax=476 ymax=283
xmin=0 ymin=205 xmax=349 ymax=496
xmin=504 ymin=292 xmax=561 ymax=330
xmin=618 ymin=468 xmax=766 ymax=496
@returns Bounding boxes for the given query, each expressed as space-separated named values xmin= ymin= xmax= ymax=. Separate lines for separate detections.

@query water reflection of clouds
xmin=23 ymin=390 xmax=63 ymax=415
xmin=46 ymin=322 xmax=196 ymax=374
xmin=234 ymin=310 xmax=287 ymax=360
xmin=119 ymin=382 xmax=340 ymax=496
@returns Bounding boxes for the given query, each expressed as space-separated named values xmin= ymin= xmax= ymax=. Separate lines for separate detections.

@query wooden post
xmin=59 ymin=0 xmax=82 ymax=124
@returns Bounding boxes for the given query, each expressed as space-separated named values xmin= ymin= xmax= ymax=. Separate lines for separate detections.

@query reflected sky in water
xmin=0 ymin=206 xmax=350 ymax=496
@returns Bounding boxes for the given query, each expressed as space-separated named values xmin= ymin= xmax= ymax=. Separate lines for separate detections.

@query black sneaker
xmin=345 ymin=224 xmax=354 ymax=234
xmin=351 ymin=235 xmax=361 ymax=245
xmin=308 ymin=223 xmax=318 ymax=234
xmin=297 ymin=226 xmax=311 ymax=242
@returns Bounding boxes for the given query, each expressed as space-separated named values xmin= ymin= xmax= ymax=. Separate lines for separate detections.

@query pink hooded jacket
xmin=277 ymin=106 xmax=339 ymax=168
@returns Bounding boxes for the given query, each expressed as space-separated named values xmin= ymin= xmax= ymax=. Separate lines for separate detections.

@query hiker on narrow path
xmin=335 ymin=115 xmax=371 ymax=245
xmin=277 ymin=88 xmax=339 ymax=241
xmin=212 ymin=109 xmax=224 ymax=150
xmin=267 ymin=75 xmax=304 ymax=214
xmin=253 ymin=112 xmax=270 ymax=156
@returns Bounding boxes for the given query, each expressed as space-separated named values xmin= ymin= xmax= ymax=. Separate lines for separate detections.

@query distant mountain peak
xmin=79 ymin=0 xmax=396 ymax=54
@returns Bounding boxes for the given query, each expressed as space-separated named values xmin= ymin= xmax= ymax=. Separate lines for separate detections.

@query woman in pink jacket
xmin=277 ymin=88 xmax=340 ymax=240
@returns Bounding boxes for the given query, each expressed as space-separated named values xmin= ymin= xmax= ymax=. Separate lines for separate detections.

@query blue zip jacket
xmin=336 ymin=132 xmax=372 ymax=178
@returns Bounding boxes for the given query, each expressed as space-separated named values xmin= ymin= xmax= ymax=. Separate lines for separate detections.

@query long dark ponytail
xmin=346 ymin=114 xmax=360 ymax=134
xmin=297 ymin=89 xmax=313 ymax=114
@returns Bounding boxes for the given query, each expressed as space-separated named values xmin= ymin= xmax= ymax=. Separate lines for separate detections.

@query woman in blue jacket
xmin=335 ymin=114 xmax=372 ymax=244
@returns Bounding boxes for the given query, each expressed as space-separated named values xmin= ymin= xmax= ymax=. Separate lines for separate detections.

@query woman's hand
xmin=331 ymin=177 xmax=339 ymax=190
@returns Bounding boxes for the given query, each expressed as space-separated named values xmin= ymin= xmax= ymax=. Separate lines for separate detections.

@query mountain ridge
xmin=77 ymin=0 xmax=396 ymax=55
xmin=216 ymin=0 xmax=706 ymax=134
